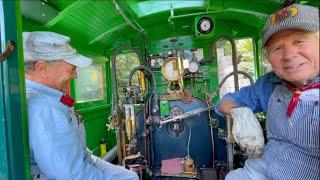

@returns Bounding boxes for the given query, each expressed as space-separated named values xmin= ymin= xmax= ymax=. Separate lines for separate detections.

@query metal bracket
xmin=0 ymin=40 xmax=15 ymax=61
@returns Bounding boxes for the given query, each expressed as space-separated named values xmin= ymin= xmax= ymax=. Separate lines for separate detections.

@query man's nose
xmin=282 ymin=43 xmax=297 ymax=60
xmin=73 ymin=71 xmax=78 ymax=78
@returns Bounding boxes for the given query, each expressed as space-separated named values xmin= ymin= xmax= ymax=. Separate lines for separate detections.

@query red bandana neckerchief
xmin=60 ymin=95 xmax=75 ymax=107
xmin=285 ymin=82 xmax=320 ymax=116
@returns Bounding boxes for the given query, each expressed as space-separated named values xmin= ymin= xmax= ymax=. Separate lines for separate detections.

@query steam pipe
xmin=211 ymin=36 xmax=239 ymax=91
xmin=111 ymin=46 xmax=142 ymax=109
xmin=210 ymin=127 xmax=215 ymax=168
xmin=110 ymin=45 xmax=141 ymax=164
xmin=147 ymin=95 xmax=156 ymax=171
xmin=214 ymin=70 xmax=254 ymax=95
xmin=128 ymin=66 xmax=157 ymax=94
xmin=143 ymin=105 xmax=149 ymax=168
xmin=226 ymin=115 xmax=234 ymax=171
xmin=103 ymin=145 xmax=118 ymax=162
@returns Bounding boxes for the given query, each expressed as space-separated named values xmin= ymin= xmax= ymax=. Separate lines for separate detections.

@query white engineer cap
xmin=23 ymin=31 xmax=92 ymax=67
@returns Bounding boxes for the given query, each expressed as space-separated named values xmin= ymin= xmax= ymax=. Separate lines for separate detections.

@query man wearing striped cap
xmin=216 ymin=3 xmax=319 ymax=180
xmin=24 ymin=31 xmax=139 ymax=180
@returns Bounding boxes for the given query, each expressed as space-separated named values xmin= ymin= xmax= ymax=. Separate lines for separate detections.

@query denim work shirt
xmin=26 ymin=80 xmax=114 ymax=180
xmin=216 ymin=72 xmax=320 ymax=179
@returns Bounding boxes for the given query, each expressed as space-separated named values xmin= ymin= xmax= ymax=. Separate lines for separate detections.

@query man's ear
xmin=34 ymin=60 xmax=49 ymax=78
xmin=34 ymin=60 xmax=47 ymax=72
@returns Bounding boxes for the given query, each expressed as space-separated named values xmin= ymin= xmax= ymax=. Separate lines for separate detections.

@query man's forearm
xmin=219 ymin=100 xmax=238 ymax=115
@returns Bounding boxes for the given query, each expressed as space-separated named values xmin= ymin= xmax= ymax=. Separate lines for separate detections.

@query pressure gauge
xmin=157 ymin=57 xmax=164 ymax=66
xmin=150 ymin=59 xmax=156 ymax=67
xmin=197 ymin=17 xmax=213 ymax=34
xmin=188 ymin=61 xmax=199 ymax=73
xmin=161 ymin=57 xmax=181 ymax=81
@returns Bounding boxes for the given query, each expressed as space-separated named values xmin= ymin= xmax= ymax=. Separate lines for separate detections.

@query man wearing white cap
xmin=215 ymin=4 xmax=319 ymax=180
xmin=24 ymin=31 xmax=138 ymax=180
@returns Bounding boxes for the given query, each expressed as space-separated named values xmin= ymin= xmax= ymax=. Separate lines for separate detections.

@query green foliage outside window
xmin=115 ymin=53 xmax=140 ymax=99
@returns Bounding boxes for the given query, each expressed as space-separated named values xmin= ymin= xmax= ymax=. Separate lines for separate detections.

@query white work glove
xmin=230 ymin=107 xmax=264 ymax=158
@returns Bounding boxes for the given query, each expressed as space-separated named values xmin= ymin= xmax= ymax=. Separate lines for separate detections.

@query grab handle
xmin=0 ymin=40 xmax=15 ymax=61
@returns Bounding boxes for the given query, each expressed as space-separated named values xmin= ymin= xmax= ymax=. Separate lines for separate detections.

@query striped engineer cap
xmin=263 ymin=4 xmax=319 ymax=46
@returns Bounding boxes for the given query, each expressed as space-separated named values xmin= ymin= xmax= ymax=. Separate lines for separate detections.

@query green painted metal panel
xmin=160 ymin=100 xmax=170 ymax=116
xmin=82 ymin=108 xmax=114 ymax=154
xmin=1 ymin=1 xmax=30 ymax=179
xmin=19 ymin=0 xmax=316 ymax=52
xmin=22 ymin=18 xmax=47 ymax=32
xmin=70 ymin=57 xmax=115 ymax=156
xmin=0 ymin=24 xmax=9 ymax=179
xmin=47 ymin=0 xmax=77 ymax=11
xmin=0 ymin=3 xmax=9 ymax=179
xmin=46 ymin=1 xmax=126 ymax=55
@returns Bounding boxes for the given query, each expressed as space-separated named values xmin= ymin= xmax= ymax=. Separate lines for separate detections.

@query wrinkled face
xmin=46 ymin=60 xmax=77 ymax=93
xmin=265 ymin=30 xmax=319 ymax=87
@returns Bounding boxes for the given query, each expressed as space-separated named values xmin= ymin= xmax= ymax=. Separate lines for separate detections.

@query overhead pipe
xmin=112 ymin=0 xmax=145 ymax=34
xmin=111 ymin=0 xmax=148 ymax=60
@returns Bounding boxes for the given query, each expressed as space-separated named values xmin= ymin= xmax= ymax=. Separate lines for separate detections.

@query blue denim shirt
xmin=26 ymin=80 xmax=114 ymax=180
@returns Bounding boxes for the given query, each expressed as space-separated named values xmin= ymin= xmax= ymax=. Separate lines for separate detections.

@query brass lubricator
xmin=130 ymin=106 xmax=136 ymax=138
xmin=177 ymin=51 xmax=185 ymax=92
xmin=124 ymin=105 xmax=131 ymax=139
xmin=138 ymin=71 xmax=147 ymax=94
xmin=124 ymin=105 xmax=136 ymax=140
xmin=183 ymin=156 xmax=196 ymax=173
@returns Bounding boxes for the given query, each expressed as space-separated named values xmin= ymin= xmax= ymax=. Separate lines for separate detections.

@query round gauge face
xmin=150 ymin=59 xmax=156 ymax=67
xmin=157 ymin=57 xmax=164 ymax=66
xmin=197 ymin=17 xmax=213 ymax=34
xmin=188 ymin=61 xmax=199 ymax=73
xmin=200 ymin=20 xmax=211 ymax=31
xmin=161 ymin=58 xmax=180 ymax=81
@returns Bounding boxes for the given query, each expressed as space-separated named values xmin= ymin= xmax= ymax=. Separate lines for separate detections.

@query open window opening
xmin=215 ymin=38 xmax=255 ymax=97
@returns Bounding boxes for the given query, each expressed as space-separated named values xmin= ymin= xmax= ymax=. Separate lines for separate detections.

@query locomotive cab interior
xmin=0 ymin=0 xmax=317 ymax=179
